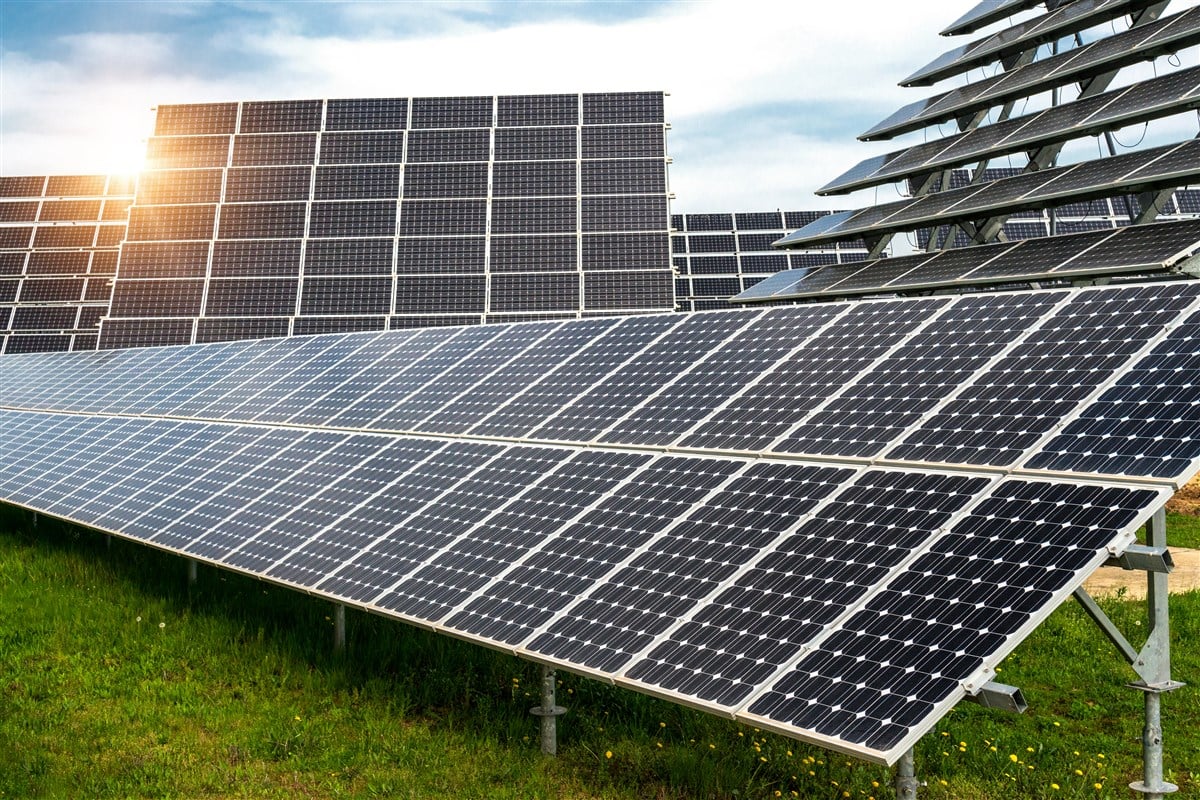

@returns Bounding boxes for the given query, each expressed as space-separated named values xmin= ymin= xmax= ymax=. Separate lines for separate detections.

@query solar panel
xmin=2 ymin=281 xmax=1199 ymax=766
xmin=0 ymin=175 xmax=131 ymax=355
xmin=906 ymin=0 xmax=1157 ymax=87
xmin=779 ymin=140 xmax=1200 ymax=249
xmin=99 ymin=93 xmax=673 ymax=349
xmin=823 ymin=65 xmax=1200 ymax=195
xmin=862 ymin=5 xmax=1200 ymax=141
xmin=737 ymin=220 xmax=1200 ymax=303
xmin=672 ymin=212 xmax=870 ymax=311
xmin=940 ymin=0 xmax=1044 ymax=36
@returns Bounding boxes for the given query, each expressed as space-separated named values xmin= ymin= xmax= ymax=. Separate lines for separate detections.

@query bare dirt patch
xmin=1167 ymin=475 xmax=1200 ymax=516
xmin=1083 ymin=548 xmax=1200 ymax=599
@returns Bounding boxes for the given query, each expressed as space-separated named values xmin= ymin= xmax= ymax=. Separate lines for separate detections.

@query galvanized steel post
xmin=530 ymin=664 xmax=566 ymax=756
xmin=894 ymin=748 xmax=918 ymax=800
xmin=333 ymin=603 xmax=346 ymax=654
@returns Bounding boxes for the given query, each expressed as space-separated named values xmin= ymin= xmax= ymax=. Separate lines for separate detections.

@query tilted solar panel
xmin=905 ymin=0 xmax=1158 ymax=87
xmin=822 ymin=65 xmax=1200 ymax=195
xmin=862 ymin=5 xmax=1200 ymax=141
xmin=779 ymin=140 xmax=1200 ymax=249
xmin=0 ymin=175 xmax=132 ymax=355
xmin=735 ymin=220 xmax=1200 ymax=302
xmin=940 ymin=0 xmax=1045 ymax=36
xmin=2 ymin=281 xmax=1200 ymax=764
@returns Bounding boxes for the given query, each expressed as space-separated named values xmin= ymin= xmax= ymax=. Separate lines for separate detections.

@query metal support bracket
xmin=1105 ymin=544 xmax=1173 ymax=574
xmin=964 ymin=681 xmax=1028 ymax=714
xmin=333 ymin=603 xmax=346 ymax=654
xmin=530 ymin=664 xmax=567 ymax=756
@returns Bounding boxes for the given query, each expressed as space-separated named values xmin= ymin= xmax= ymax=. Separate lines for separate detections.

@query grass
xmin=1 ymin=506 xmax=1197 ymax=799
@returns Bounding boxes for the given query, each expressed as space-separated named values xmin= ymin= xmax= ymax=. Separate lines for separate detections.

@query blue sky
xmin=4 ymin=1 xmax=1194 ymax=213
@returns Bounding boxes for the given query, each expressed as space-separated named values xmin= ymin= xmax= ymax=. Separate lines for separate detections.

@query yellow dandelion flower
xmin=709 ymin=743 xmax=715 ymax=750
xmin=659 ymin=721 xmax=666 ymax=728
xmin=871 ymin=781 xmax=880 ymax=789
xmin=786 ymin=750 xmax=793 ymax=757
xmin=1053 ymin=721 xmax=1061 ymax=727
xmin=1096 ymin=754 xmax=1105 ymax=760
xmin=1094 ymin=783 xmax=1103 ymax=790
xmin=939 ymin=779 xmax=948 ymax=787
xmin=1010 ymin=754 xmax=1019 ymax=763
xmin=1075 ymin=769 xmax=1084 ymax=776
xmin=1026 ymin=747 xmax=1035 ymax=753
xmin=605 ymin=750 xmax=612 ymax=759
xmin=760 ymin=756 xmax=768 ymax=763
xmin=989 ymin=746 xmax=997 ymax=752
xmin=655 ymin=742 xmax=662 ymax=749
xmin=1051 ymin=783 xmax=1060 ymax=790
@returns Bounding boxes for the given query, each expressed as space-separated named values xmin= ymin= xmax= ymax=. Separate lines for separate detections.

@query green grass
xmin=1 ymin=507 xmax=1197 ymax=799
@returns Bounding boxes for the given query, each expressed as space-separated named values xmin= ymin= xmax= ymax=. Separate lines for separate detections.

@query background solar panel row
xmin=778 ymin=140 xmax=1200 ymax=249
xmin=904 ymin=0 xmax=1158 ymax=87
xmin=671 ymin=211 xmax=874 ymax=311
xmin=822 ymin=64 xmax=1200 ymax=195
xmin=1 ymin=282 xmax=1196 ymax=764
xmin=0 ymin=175 xmax=133 ymax=355
xmin=99 ymin=93 xmax=673 ymax=349
xmin=735 ymin=218 xmax=1200 ymax=302
xmin=861 ymin=5 xmax=1200 ymax=141
xmin=940 ymin=0 xmax=1055 ymax=36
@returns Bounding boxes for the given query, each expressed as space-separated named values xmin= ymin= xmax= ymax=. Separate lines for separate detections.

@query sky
xmin=1 ymin=1 xmax=1197 ymax=214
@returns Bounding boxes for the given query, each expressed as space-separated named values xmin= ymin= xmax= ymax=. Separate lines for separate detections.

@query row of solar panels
xmin=824 ymin=63 xmax=1200 ymax=195
xmin=862 ymin=5 xmax=1200 ymax=140
xmin=153 ymin=93 xmax=668 ymax=137
xmin=738 ymin=217 xmax=1200 ymax=302
xmin=781 ymin=138 xmax=1200 ymax=247
xmin=3 ymin=281 xmax=1199 ymax=765
xmin=904 ymin=0 xmax=1158 ymax=87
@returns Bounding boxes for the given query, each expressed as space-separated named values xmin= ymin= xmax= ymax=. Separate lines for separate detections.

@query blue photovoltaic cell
xmin=626 ymin=470 xmax=990 ymax=707
xmin=315 ymin=445 xmax=561 ymax=604
xmin=774 ymin=292 xmax=1068 ymax=458
xmin=417 ymin=318 xmax=619 ymax=435
xmin=468 ymin=314 xmax=683 ymax=439
xmin=602 ymin=305 xmax=847 ymax=446
xmin=682 ymin=299 xmax=948 ymax=452
xmin=102 ymin=427 xmax=288 ymax=534
xmin=747 ymin=480 xmax=1160 ymax=754
xmin=528 ymin=462 xmax=853 ymax=673
xmin=446 ymin=456 xmax=741 ymax=646
xmin=370 ymin=322 xmax=558 ymax=432
xmin=146 ymin=428 xmax=319 ymax=551
xmin=375 ymin=450 xmax=650 ymax=622
xmin=886 ymin=284 xmax=1200 ymax=467
xmin=531 ymin=311 xmax=757 ymax=443
xmin=1027 ymin=307 xmax=1200 ymax=478
xmin=263 ymin=437 xmax=450 ymax=586
xmin=329 ymin=326 xmax=509 ymax=430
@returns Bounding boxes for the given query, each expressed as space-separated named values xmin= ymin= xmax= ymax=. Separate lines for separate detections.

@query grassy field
xmin=1 ymin=507 xmax=1197 ymax=800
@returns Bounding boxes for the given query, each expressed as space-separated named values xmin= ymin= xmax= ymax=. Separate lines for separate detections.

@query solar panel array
xmin=778 ymin=139 xmax=1200 ymax=249
xmin=0 ymin=175 xmax=132 ymax=355
xmin=735 ymin=218 xmax=1200 ymax=303
xmin=822 ymin=64 xmax=1200 ymax=196
xmin=861 ymin=5 xmax=1200 ymax=141
xmin=671 ymin=211 xmax=873 ymax=311
xmin=96 ymin=93 xmax=674 ymax=349
xmin=3 ymin=281 xmax=1199 ymax=765
xmin=903 ymin=0 xmax=1158 ymax=87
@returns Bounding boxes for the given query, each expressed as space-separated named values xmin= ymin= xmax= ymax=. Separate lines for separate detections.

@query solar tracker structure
xmin=4 ymin=280 xmax=1200 ymax=766
xmin=671 ymin=211 xmax=873 ymax=311
xmin=97 ymin=93 xmax=674 ymax=349
xmin=735 ymin=218 xmax=1200 ymax=303
xmin=0 ymin=175 xmax=133 ymax=355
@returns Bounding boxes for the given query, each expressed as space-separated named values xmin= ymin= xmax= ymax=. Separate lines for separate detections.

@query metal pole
xmin=529 ymin=664 xmax=566 ymax=756
xmin=333 ymin=603 xmax=346 ymax=654
xmin=187 ymin=559 xmax=198 ymax=587
xmin=1130 ymin=508 xmax=1179 ymax=798
xmin=894 ymin=748 xmax=918 ymax=800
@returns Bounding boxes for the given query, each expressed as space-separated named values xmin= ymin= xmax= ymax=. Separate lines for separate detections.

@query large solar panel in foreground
xmin=3 ymin=282 xmax=1199 ymax=764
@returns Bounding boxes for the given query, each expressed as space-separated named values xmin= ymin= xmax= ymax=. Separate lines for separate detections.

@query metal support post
xmin=187 ymin=559 xmax=198 ymax=588
xmin=1130 ymin=508 xmax=1180 ymax=798
xmin=30 ymin=512 xmax=38 ymax=528
xmin=333 ymin=603 xmax=346 ymax=654
xmin=529 ymin=664 xmax=567 ymax=756
xmin=894 ymin=748 xmax=918 ymax=800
